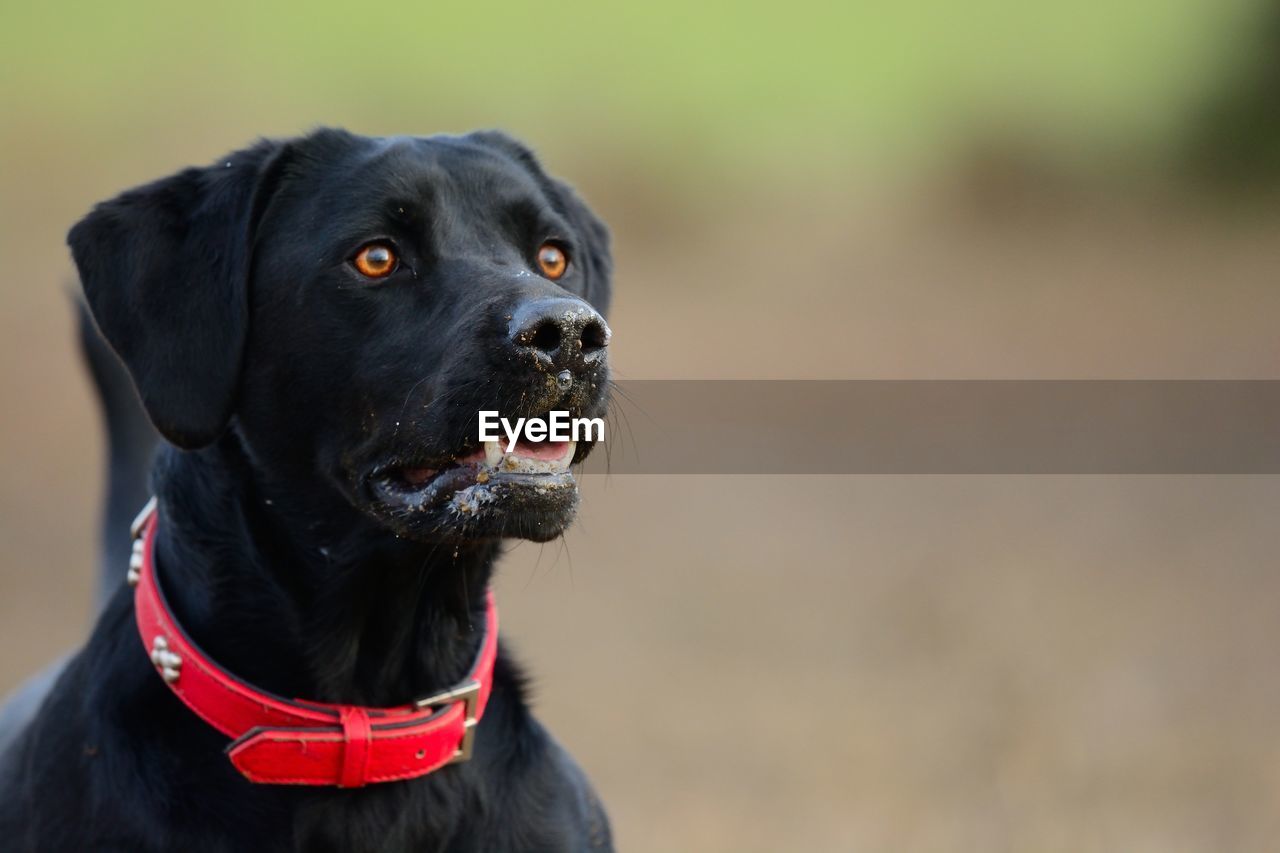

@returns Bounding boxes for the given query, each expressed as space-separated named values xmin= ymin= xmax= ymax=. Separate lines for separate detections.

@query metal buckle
xmin=413 ymin=680 xmax=481 ymax=764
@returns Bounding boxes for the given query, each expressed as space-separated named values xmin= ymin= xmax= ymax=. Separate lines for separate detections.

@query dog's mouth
xmin=366 ymin=434 xmax=585 ymax=541
xmin=381 ymin=438 xmax=577 ymax=493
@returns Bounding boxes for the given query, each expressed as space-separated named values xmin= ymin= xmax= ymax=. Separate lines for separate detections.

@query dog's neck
xmin=149 ymin=435 xmax=498 ymax=708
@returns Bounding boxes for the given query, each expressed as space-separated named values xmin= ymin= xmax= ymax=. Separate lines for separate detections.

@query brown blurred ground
xmin=2 ymin=156 xmax=1279 ymax=852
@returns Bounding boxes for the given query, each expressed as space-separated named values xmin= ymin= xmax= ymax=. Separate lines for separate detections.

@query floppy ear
xmin=469 ymin=131 xmax=614 ymax=316
xmin=69 ymin=140 xmax=289 ymax=449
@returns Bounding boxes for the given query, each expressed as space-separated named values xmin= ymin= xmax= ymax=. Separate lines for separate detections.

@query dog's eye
xmin=536 ymin=242 xmax=569 ymax=280
xmin=352 ymin=243 xmax=398 ymax=279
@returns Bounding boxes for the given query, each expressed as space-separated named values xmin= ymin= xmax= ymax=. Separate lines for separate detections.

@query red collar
xmin=127 ymin=498 xmax=499 ymax=788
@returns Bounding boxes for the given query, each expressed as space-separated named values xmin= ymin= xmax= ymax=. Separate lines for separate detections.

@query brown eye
xmin=536 ymin=242 xmax=568 ymax=280
xmin=352 ymin=243 xmax=398 ymax=279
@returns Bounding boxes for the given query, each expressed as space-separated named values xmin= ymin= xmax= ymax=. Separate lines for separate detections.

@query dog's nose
xmin=508 ymin=298 xmax=610 ymax=371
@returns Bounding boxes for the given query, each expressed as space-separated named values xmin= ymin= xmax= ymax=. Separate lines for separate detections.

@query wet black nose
xmin=508 ymin=298 xmax=610 ymax=371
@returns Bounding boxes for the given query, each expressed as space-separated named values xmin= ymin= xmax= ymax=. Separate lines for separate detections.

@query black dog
xmin=0 ymin=129 xmax=614 ymax=851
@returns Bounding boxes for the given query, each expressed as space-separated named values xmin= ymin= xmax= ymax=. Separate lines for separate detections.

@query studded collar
xmin=128 ymin=498 xmax=499 ymax=787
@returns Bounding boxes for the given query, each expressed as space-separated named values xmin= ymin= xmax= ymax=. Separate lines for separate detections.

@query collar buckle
xmin=414 ymin=679 xmax=481 ymax=764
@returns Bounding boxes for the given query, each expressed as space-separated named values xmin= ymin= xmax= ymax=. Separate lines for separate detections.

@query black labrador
xmin=0 ymin=128 xmax=615 ymax=851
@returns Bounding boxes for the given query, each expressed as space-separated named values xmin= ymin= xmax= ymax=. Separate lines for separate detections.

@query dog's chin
xmin=362 ymin=439 xmax=585 ymax=543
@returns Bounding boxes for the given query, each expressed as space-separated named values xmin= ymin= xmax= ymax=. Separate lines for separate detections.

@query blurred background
xmin=3 ymin=2 xmax=1279 ymax=849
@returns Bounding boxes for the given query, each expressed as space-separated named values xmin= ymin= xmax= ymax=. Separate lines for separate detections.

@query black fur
xmin=0 ymin=129 xmax=614 ymax=851
xmin=78 ymin=301 xmax=160 ymax=608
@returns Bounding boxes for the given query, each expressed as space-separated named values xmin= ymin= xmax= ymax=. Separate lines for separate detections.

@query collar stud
xmin=150 ymin=635 xmax=183 ymax=683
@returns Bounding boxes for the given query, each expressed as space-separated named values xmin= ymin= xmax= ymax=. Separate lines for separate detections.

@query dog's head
xmin=70 ymin=129 xmax=613 ymax=543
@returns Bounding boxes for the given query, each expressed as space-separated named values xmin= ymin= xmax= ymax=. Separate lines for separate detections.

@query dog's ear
xmin=470 ymin=131 xmax=614 ymax=316
xmin=69 ymin=140 xmax=290 ymax=449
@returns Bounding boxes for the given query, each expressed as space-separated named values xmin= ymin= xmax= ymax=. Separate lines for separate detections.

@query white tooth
xmin=484 ymin=440 xmax=504 ymax=469
xmin=552 ymin=441 xmax=576 ymax=472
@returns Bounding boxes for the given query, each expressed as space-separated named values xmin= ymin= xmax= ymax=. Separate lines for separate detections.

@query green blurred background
xmin=4 ymin=2 xmax=1280 ymax=850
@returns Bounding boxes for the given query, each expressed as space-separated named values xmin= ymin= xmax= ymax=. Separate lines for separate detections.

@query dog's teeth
xmin=482 ymin=439 xmax=574 ymax=473
xmin=484 ymin=440 xmax=504 ymax=469
xmin=553 ymin=441 xmax=576 ymax=472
